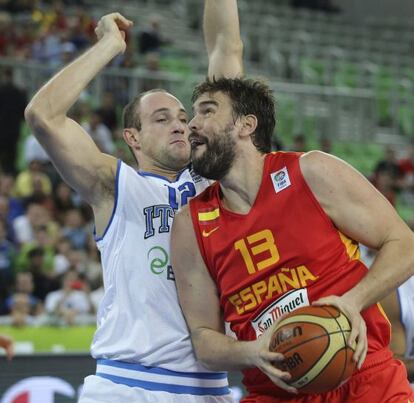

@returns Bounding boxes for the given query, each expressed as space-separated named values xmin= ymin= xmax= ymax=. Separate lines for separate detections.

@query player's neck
xmin=138 ymin=160 xmax=186 ymax=182
xmin=219 ymin=152 xmax=266 ymax=215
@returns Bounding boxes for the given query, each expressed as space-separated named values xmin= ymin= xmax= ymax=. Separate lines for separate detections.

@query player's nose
xmin=171 ymin=119 xmax=186 ymax=134
xmin=188 ymin=115 xmax=200 ymax=133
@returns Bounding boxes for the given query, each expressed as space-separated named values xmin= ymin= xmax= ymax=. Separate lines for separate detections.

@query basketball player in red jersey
xmin=171 ymin=77 xmax=414 ymax=402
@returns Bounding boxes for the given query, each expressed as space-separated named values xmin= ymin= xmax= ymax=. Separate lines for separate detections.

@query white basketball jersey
xmin=91 ymin=160 xmax=211 ymax=372
xmin=397 ymin=275 xmax=414 ymax=360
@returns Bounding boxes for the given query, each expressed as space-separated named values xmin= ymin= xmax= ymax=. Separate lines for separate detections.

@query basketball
xmin=269 ymin=305 xmax=356 ymax=394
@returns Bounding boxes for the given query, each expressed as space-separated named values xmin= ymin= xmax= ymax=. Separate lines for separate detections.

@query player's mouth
xmin=170 ymin=139 xmax=187 ymax=146
xmin=189 ymin=133 xmax=207 ymax=150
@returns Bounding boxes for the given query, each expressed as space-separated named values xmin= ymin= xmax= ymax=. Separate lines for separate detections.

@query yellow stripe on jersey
xmin=338 ymin=231 xmax=361 ymax=261
xmin=377 ymin=302 xmax=392 ymax=344
xmin=198 ymin=208 xmax=220 ymax=222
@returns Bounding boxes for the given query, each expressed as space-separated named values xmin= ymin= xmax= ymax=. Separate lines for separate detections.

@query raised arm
xmin=204 ymin=0 xmax=243 ymax=79
xmin=171 ymin=205 xmax=296 ymax=393
xmin=25 ymin=13 xmax=132 ymax=206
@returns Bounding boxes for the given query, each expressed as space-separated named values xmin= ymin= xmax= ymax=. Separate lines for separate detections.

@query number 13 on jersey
xmin=234 ymin=229 xmax=280 ymax=275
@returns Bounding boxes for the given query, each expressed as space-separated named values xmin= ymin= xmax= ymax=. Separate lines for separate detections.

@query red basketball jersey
xmin=189 ymin=152 xmax=392 ymax=398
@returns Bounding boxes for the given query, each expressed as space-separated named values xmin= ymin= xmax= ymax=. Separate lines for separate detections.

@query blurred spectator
xmin=320 ymin=136 xmax=332 ymax=154
xmin=16 ymin=224 xmax=56 ymax=273
xmin=290 ymin=0 xmax=340 ymax=13
xmin=0 ymin=196 xmax=16 ymax=242
xmin=53 ymin=181 xmax=77 ymax=223
xmin=138 ymin=17 xmax=166 ymax=55
xmin=25 ymin=247 xmax=58 ymax=301
xmin=0 ymin=67 xmax=27 ymax=174
xmin=398 ymin=143 xmax=414 ymax=193
xmin=62 ymin=208 xmax=88 ymax=250
xmin=1 ymin=0 xmax=36 ymax=13
xmin=5 ymin=293 xmax=35 ymax=327
xmin=97 ymin=91 xmax=118 ymax=132
xmin=271 ymin=137 xmax=284 ymax=152
xmin=82 ymin=110 xmax=115 ymax=154
xmin=290 ymin=134 xmax=308 ymax=152
xmin=53 ymin=237 xmax=73 ymax=276
xmin=371 ymin=164 xmax=397 ymax=206
xmin=0 ymin=173 xmax=24 ymax=220
xmin=0 ymin=12 xmax=12 ymax=55
xmin=14 ymin=159 xmax=53 ymax=200
xmin=13 ymin=202 xmax=58 ymax=245
xmin=0 ymin=218 xmax=15 ymax=306
xmin=375 ymin=146 xmax=402 ymax=184
xmin=44 ymin=270 xmax=94 ymax=326
xmin=5 ymin=272 xmax=43 ymax=317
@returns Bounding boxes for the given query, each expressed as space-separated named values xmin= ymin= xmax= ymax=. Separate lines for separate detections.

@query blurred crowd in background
xmin=0 ymin=0 xmax=414 ymax=329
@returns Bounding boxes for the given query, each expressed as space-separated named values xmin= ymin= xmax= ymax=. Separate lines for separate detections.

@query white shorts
xmin=78 ymin=375 xmax=233 ymax=403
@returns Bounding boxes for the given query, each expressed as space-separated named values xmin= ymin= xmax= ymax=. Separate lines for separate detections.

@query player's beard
xmin=191 ymin=125 xmax=237 ymax=180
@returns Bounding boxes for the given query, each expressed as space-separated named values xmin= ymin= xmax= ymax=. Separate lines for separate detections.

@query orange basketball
xmin=269 ymin=305 xmax=356 ymax=394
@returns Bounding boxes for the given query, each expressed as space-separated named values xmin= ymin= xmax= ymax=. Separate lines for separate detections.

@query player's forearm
xmin=192 ymin=327 xmax=256 ymax=371
xmin=204 ymin=0 xmax=243 ymax=79
xmin=204 ymin=0 xmax=242 ymax=55
xmin=26 ymin=36 xmax=123 ymax=124
xmin=343 ymin=233 xmax=414 ymax=311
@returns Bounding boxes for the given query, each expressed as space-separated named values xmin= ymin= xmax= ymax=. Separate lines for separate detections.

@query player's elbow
xmin=25 ymin=102 xmax=61 ymax=137
xmin=25 ymin=102 xmax=47 ymax=130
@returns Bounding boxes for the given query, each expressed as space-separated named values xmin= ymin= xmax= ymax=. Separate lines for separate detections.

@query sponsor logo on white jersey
xmin=271 ymin=167 xmax=291 ymax=193
xmin=251 ymin=288 xmax=309 ymax=338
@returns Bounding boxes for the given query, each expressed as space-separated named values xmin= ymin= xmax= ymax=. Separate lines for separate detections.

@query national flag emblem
xmin=198 ymin=207 xmax=220 ymax=222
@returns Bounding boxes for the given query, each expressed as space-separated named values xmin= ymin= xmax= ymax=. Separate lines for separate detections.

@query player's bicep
xmin=28 ymin=115 xmax=115 ymax=205
xmin=171 ymin=207 xmax=223 ymax=334
xmin=300 ymin=151 xmax=411 ymax=250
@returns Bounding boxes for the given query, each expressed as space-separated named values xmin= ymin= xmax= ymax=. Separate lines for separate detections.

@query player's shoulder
xmin=299 ymin=150 xmax=349 ymax=182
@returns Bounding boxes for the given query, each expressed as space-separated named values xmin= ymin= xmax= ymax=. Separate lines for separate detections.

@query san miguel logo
xmin=250 ymin=288 xmax=309 ymax=338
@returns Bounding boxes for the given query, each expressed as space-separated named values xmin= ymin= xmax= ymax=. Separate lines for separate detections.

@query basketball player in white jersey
xmin=381 ymin=276 xmax=414 ymax=386
xmin=25 ymin=2 xmax=243 ymax=401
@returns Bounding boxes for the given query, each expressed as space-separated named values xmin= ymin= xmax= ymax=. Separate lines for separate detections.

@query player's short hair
xmin=122 ymin=88 xmax=168 ymax=130
xmin=192 ymin=78 xmax=276 ymax=153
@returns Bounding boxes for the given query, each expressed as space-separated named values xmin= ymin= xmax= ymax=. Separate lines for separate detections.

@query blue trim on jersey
xmin=96 ymin=373 xmax=230 ymax=396
xmin=97 ymin=359 xmax=227 ymax=379
xmin=137 ymin=166 xmax=188 ymax=183
xmin=94 ymin=159 xmax=122 ymax=242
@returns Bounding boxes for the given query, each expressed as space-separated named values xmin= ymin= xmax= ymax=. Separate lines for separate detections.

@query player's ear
xmin=123 ymin=128 xmax=141 ymax=149
xmin=239 ymin=114 xmax=257 ymax=139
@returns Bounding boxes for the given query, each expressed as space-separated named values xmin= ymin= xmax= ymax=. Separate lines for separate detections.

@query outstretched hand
xmin=95 ymin=13 xmax=133 ymax=53
xmin=0 ymin=334 xmax=14 ymax=361
xmin=313 ymin=295 xmax=367 ymax=369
